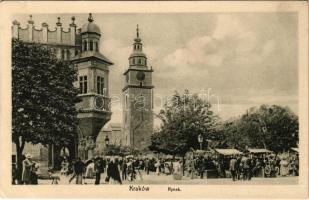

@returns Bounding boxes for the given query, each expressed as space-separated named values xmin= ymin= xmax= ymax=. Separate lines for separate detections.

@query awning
xmin=214 ymin=149 xmax=242 ymax=155
xmin=247 ymin=148 xmax=272 ymax=154
xmin=291 ymin=148 xmax=299 ymax=153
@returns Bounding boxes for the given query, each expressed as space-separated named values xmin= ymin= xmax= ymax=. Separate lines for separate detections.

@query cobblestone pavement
xmin=38 ymin=171 xmax=298 ymax=185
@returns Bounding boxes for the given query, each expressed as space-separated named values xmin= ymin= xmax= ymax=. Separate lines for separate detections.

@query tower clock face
xmin=136 ymin=71 xmax=145 ymax=81
xmin=94 ymin=95 xmax=104 ymax=110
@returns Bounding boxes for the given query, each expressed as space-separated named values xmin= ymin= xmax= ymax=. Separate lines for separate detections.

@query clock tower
xmin=122 ymin=25 xmax=154 ymax=150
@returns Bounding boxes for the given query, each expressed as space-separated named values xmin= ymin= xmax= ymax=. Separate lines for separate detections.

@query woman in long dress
xmin=22 ymin=154 xmax=33 ymax=184
xmin=108 ymin=158 xmax=122 ymax=184
xmin=280 ymin=157 xmax=289 ymax=176
xmin=155 ymin=160 xmax=161 ymax=176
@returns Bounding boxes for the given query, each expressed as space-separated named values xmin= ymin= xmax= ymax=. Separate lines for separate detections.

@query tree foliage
xmin=149 ymin=90 xmax=219 ymax=155
xmin=12 ymin=38 xmax=80 ymax=149
xmin=222 ymin=105 xmax=298 ymax=153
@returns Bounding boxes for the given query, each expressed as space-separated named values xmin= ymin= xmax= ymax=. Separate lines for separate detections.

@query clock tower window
xmin=79 ymin=76 xmax=88 ymax=94
xmin=90 ymin=40 xmax=93 ymax=51
xmin=95 ymin=42 xmax=99 ymax=51
xmin=97 ymin=76 xmax=105 ymax=95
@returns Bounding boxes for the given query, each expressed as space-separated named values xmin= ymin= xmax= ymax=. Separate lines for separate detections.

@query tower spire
xmin=88 ymin=13 xmax=94 ymax=22
xmin=136 ymin=24 xmax=139 ymax=38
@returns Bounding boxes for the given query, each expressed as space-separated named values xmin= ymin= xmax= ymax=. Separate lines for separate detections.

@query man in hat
xmin=229 ymin=155 xmax=237 ymax=181
xmin=22 ymin=153 xmax=33 ymax=184
xmin=94 ymin=153 xmax=104 ymax=185
xmin=73 ymin=157 xmax=85 ymax=184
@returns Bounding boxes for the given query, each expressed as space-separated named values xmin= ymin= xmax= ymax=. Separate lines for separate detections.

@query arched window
xmin=83 ymin=40 xmax=87 ymax=51
xmin=90 ymin=40 xmax=93 ymax=51
xmin=95 ymin=42 xmax=99 ymax=51
xmin=67 ymin=50 xmax=71 ymax=60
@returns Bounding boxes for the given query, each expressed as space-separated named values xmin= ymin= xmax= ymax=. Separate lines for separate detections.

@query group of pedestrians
xmin=181 ymin=152 xmax=299 ymax=181
xmin=228 ymin=153 xmax=299 ymax=181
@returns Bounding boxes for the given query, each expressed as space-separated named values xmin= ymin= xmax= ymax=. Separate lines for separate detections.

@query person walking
xmin=144 ymin=158 xmax=150 ymax=175
xmin=230 ymin=156 xmax=237 ymax=181
xmin=30 ymin=162 xmax=40 ymax=184
xmin=94 ymin=154 xmax=104 ymax=185
xmin=121 ymin=159 xmax=128 ymax=181
xmin=155 ymin=160 xmax=161 ymax=176
xmin=196 ymin=156 xmax=205 ymax=179
xmin=280 ymin=157 xmax=289 ymax=176
xmin=235 ymin=156 xmax=242 ymax=180
xmin=242 ymin=155 xmax=249 ymax=180
xmin=22 ymin=153 xmax=33 ymax=185
xmin=108 ymin=158 xmax=122 ymax=184
xmin=73 ymin=157 xmax=85 ymax=184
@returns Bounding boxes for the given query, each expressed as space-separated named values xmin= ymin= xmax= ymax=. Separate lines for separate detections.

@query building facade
xmin=96 ymin=123 xmax=123 ymax=150
xmin=122 ymin=25 xmax=154 ymax=150
xmin=12 ymin=14 xmax=113 ymax=161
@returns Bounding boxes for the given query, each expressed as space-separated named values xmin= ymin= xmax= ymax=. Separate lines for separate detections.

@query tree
xmin=222 ymin=105 xmax=299 ymax=153
xmin=149 ymin=90 xmax=218 ymax=173
xmin=12 ymin=39 xmax=80 ymax=182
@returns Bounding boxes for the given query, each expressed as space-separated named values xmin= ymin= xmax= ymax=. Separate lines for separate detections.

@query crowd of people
xmin=184 ymin=152 xmax=299 ymax=181
xmin=14 ymin=150 xmax=299 ymax=184
xmin=65 ymin=155 xmax=177 ymax=184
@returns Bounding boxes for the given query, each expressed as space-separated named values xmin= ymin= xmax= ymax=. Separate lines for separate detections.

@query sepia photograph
xmin=0 ymin=1 xmax=308 ymax=199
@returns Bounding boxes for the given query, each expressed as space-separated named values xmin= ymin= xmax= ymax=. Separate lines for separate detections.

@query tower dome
xmin=81 ymin=13 xmax=101 ymax=35
xmin=129 ymin=25 xmax=147 ymax=68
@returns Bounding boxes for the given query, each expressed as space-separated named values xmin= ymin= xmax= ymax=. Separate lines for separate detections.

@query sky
xmin=13 ymin=13 xmax=298 ymax=126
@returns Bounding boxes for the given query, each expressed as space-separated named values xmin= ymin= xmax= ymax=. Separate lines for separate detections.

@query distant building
xmin=96 ymin=123 xmax=123 ymax=149
xmin=12 ymin=14 xmax=113 ymax=164
xmin=122 ymin=25 xmax=154 ymax=150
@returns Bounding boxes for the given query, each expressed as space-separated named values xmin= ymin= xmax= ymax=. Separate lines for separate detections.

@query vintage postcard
xmin=0 ymin=1 xmax=308 ymax=199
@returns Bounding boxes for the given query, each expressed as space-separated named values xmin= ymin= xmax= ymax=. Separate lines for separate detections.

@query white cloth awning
xmin=215 ymin=149 xmax=242 ymax=155
xmin=248 ymin=148 xmax=272 ymax=154
xmin=291 ymin=148 xmax=299 ymax=152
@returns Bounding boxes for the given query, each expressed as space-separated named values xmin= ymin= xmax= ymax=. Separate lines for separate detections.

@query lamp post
xmin=105 ymin=135 xmax=110 ymax=147
xmin=198 ymin=134 xmax=204 ymax=150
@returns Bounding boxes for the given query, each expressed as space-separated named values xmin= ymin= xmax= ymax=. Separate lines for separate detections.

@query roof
xmin=291 ymin=148 xmax=299 ymax=152
xmin=72 ymin=51 xmax=113 ymax=65
xmin=81 ymin=21 xmax=101 ymax=35
xmin=130 ymin=51 xmax=146 ymax=58
xmin=215 ymin=149 xmax=242 ymax=155
xmin=247 ymin=149 xmax=272 ymax=154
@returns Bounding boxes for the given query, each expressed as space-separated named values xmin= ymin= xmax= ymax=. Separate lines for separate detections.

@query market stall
xmin=214 ymin=148 xmax=243 ymax=156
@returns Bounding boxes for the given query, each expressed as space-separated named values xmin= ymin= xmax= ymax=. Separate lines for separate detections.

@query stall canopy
xmin=247 ymin=148 xmax=272 ymax=154
xmin=214 ymin=149 xmax=242 ymax=155
xmin=291 ymin=148 xmax=299 ymax=153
